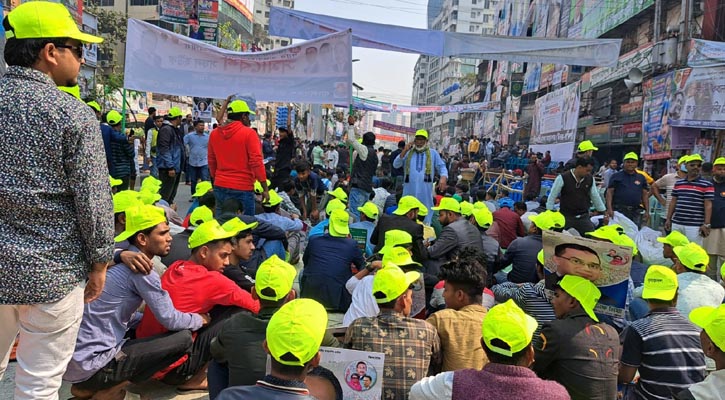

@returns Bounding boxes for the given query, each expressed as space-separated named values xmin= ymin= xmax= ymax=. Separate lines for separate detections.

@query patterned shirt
xmin=0 ymin=66 xmax=114 ymax=304
xmin=344 ymin=309 xmax=441 ymax=400
xmin=671 ymin=176 xmax=714 ymax=226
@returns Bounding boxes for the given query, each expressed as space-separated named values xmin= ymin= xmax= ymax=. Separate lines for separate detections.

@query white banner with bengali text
xmin=530 ymin=82 xmax=580 ymax=162
xmin=124 ymin=19 xmax=352 ymax=104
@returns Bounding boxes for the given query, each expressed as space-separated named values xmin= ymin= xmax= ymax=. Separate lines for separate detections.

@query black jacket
xmin=370 ymin=213 xmax=427 ymax=264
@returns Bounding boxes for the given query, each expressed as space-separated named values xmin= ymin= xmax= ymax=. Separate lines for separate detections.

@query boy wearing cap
xmin=0 ymin=3 xmax=117 ymax=398
xmin=216 ymin=299 xmax=329 ymax=400
xmin=470 ymin=207 xmax=502 ymax=283
xmin=156 ymin=106 xmax=186 ymax=204
xmin=606 ymin=152 xmax=650 ymax=228
xmin=371 ymin=195 xmax=428 ymax=264
xmin=675 ymin=305 xmax=725 ymax=399
xmin=495 ymin=212 xmax=551 ymax=284
xmin=665 ymin=154 xmax=714 ymax=246
xmin=302 ymin=209 xmax=365 ymax=313
xmin=532 ymin=275 xmax=620 ymax=400
xmin=565 ymin=140 xmax=599 ymax=170
xmin=209 ymin=97 xmax=268 ymax=217
xmin=426 ymin=255 xmax=489 ymax=371
xmin=344 ymin=263 xmax=441 ymax=399
xmin=350 ymin=201 xmax=379 ymax=257
xmin=410 ymin=300 xmax=570 ymax=400
xmin=671 ymin=243 xmax=725 ymax=318
xmin=135 ymin=220 xmax=260 ymax=389
xmin=704 ymin=157 xmax=725 ymax=281
xmin=64 ymin=205 xmax=209 ymax=400
xmin=106 ymin=110 xmax=136 ymax=191
xmin=657 ymin=230 xmax=690 ymax=264
xmin=209 ymin=256 xmax=339 ymax=398
xmin=257 ymin=189 xmax=303 ymax=260
xmin=308 ymin=197 xmax=346 ymax=238
xmin=619 ymin=266 xmax=706 ymax=399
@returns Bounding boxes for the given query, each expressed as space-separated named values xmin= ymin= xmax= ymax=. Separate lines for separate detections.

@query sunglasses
xmin=56 ymin=44 xmax=84 ymax=59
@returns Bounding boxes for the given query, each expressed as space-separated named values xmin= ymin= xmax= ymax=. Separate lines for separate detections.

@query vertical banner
xmin=543 ymin=231 xmax=632 ymax=318
xmin=641 ymin=71 xmax=676 ymax=160
xmin=124 ymin=19 xmax=353 ymax=103
xmin=668 ymin=66 xmax=725 ymax=129
xmin=81 ymin=11 xmax=98 ymax=67
xmin=530 ymin=82 xmax=580 ymax=161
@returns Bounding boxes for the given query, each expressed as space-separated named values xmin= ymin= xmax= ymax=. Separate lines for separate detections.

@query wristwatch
xmin=365 ymin=263 xmax=376 ymax=272
xmin=703 ymin=224 xmax=711 ymax=228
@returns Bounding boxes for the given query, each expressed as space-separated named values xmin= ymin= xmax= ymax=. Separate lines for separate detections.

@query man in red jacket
xmin=135 ymin=219 xmax=260 ymax=392
xmin=209 ymin=99 xmax=269 ymax=216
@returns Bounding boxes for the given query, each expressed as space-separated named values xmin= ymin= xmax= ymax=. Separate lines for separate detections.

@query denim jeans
xmin=207 ymin=360 xmax=229 ymax=400
xmin=188 ymin=165 xmax=210 ymax=196
xmin=149 ymin=156 xmax=159 ymax=178
xmin=159 ymin=168 xmax=182 ymax=204
xmin=214 ymin=186 xmax=256 ymax=216
xmin=348 ymin=187 xmax=370 ymax=222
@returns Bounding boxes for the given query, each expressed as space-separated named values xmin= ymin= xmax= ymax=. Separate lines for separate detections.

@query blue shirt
xmin=184 ymin=132 xmax=210 ymax=167
xmin=308 ymin=219 xmax=329 ymax=238
xmin=63 ymin=247 xmax=203 ymax=383
xmin=608 ymin=170 xmax=648 ymax=207
xmin=301 ymin=234 xmax=365 ymax=311
xmin=256 ymin=212 xmax=303 ymax=232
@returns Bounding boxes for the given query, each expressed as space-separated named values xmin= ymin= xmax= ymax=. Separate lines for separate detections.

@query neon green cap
xmin=189 ymin=205 xmax=214 ymax=227
xmin=544 ymin=210 xmax=566 ymax=229
xmin=255 ymin=254 xmax=297 ymax=301
xmin=263 ymin=190 xmax=283 ymax=207
xmin=325 ymin=198 xmax=346 ymax=215
xmin=577 ymin=140 xmax=598 ymax=152
xmin=141 ymin=176 xmax=162 ymax=193
xmin=87 ymin=101 xmax=101 ymax=113
xmin=657 ymin=231 xmax=690 ymax=247
xmin=227 ymin=100 xmax=255 ymax=115
xmin=714 ymin=157 xmax=725 ymax=166
xmin=357 ymin=202 xmax=379 ymax=220
xmin=138 ymin=190 xmax=161 ymax=205
xmin=113 ymin=190 xmax=142 ymax=214
xmin=472 ymin=207 xmax=493 ymax=229
xmin=372 ymin=263 xmax=420 ymax=303
xmin=188 ymin=220 xmax=236 ymax=249
xmin=5 ymin=1 xmax=103 ymax=43
xmin=473 ymin=201 xmax=486 ymax=209
xmin=254 ymin=179 xmax=271 ymax=194
xmin=623 ymin=152 xmax=639 ymax=161
xmin=328 ymin=209 xmax=350 ymax=238
xmin=378 ymin=229 xmax=413 ymax=255
xmin=109 ymin=176 xmax=123 ymax=187
xmin=642 ymin=265 xmax=679 ymax=301
xmin=460 ymin=201 xmax=474 ymax=217
xmin=674 ymin=242 xmax=709 ymax=272
xmin=382 ymin=246 xmax=421 ymax=268
xmin=482 ymin=299 xmax=538 ymax=357
xmin=557 ymin=275 xmax=601 ymax=322
xmin=221 ymin=217 xmax=258 ymax=234
xmin=106 ymin=110 xmax=123 ymax=126
xmin=689 ymin=305 xmax=725 ymax=352
xmin=114 ymin=205 xmax=166 ymax=242
xmin=432 ymin=197 xmax=461 ymax=213
xmin=266 ymin=299 xmax=327 ymax=366
xmin=394 ymin=196 xmax=423 ymax=216
xmin=687 ymin=154 xmax=704 ymax=163
xmin=58 ymin=85 xmax=80 ymax=99
xmin=529 ymin=213 xmax=555 ymax=231
xmin=678 ymin=155 xmax=690 ymax=165
xmin=415 ymin=129 xmax=429 ymax=139
xmin=167 ymin=106 xmax=183 ymax=119
xmin=327 ymin=187 xmax=348 ymax=203
xmin=192 ymin=181 xmax=213 ymax=198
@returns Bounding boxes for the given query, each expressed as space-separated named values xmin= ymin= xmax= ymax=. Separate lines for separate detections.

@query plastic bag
xmin=636 ymin=226 xmax=673 ymax=267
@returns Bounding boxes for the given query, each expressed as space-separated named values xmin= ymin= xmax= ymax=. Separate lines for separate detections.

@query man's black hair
xmin=438 ymin=247 xmax=487 ymax=299
xmin=476 ymin=189 xmax=487 ymax=201
xmin=281 ymin=179 xmax=296 ymax=193
xmin=153 ymin=114 xmax=164 ymax=121
xmin=363 ymin=132 xmax=376 ymax=146
xmin=575 ymin=156 xmax=595 ymax=168
xmin=295 ymin=161 xmax=311 ymax=173
xmin=539 ymin=196 xmax=548 ymax=207
xmin=220 ymin=198 xmax=243 ymax=215
xmin=398 ymin=140 xmax=405 ymax=148
xmin=127 ymin=225 xmax=158 ymax=247
xmin=524 ymin=193 xmax=536 ymax=202
xmin=554 ymin=242 xmax=599 ymax=260
xmin=2 ymin=33 xmax=69 ymax=67
xmin=148 ymin=107 xmax=157 ymax=114
xmin=483 ymin=338 xmax=529 ymax=365
xmin=198 ymin=191 xmax=216 ymax=210
xmin=308 ymin=366 xmax=343 ymax=400
xmin=190 ymin=238 xmax=232 ymax=254
xmin=193 ymin=120 xmax=204 ymax=126
xmin=456 ymin=183 xmax=469 ymax=193
xmin=262 ymin=204 xmax=279 ymax=214
xmin=514 ymin=202 xmax=527 ymax=213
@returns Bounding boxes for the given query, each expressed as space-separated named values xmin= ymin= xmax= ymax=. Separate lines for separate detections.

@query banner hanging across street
xmin=268 ymin=7 xmax=622 ymax=67
xmin=351 ymin=97 xmax=501 ymax=114
xmin=124 ymin=19 xmax=353 ymax=103
xmin=372 ymin=120 xmax=416 ymax=135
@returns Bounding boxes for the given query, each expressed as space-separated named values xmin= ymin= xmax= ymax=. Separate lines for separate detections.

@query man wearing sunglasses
xmin=0 ymin=3 xmax=113 ymax=399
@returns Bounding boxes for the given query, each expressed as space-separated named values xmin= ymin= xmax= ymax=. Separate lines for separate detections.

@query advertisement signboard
xmin=530 ymin=82 xmax=580 ymax=161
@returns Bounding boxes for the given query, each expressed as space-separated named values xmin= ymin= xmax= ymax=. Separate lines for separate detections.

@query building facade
xmin=253 ymin=0 xmax=293 ymax=49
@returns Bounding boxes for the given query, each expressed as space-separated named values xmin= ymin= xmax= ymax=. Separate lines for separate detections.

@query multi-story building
xmin=411 ymin=0 xmax=497 ymax=148
xmin=253 ymin=0 xmax=293 ymax=49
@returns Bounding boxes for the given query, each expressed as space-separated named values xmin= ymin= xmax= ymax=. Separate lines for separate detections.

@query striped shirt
xmin=491 ymin=280 xmax=555 ymax=347
xmin=620 ymin=308 xmax=706 ymax=400
xmin=671 ymin=177 xmax=714 ymax=226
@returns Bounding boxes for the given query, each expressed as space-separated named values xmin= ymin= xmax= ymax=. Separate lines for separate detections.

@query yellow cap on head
xmin=642 ymin=265 xmax=679 ymax=301
xmin=482 ymin=299 xmax=538 ymax=357
xmin=623 ymin=152 xmax=639 ymax=161
xmin=189 ymin=205 xmax=214 ymax=227
xmin=325 ymin=198 xmax=347 ymax=215
xmin=378 ymin=229 xmax=413 ymax=255
xmin=327 ymin=187 xmax=348 ymax=203
xmin=106 ymin=110 xmax=123 ymax=126
xmin=5 ymin=2 xmax=103 ymax=43
xmin=472 ymin=207 xmax=493 ymax=229
xmin=382 ymin=246 xmax=421 ymax=269
xmin=673 ymin=242 xmax=709 ymax=272
xmin=221 ymin=217 xmax=258 ymax=234
xmin=415 ymin=129 xmax=429 ymax=139
xmin=577 ymin=140 xmax=598 ymax=152
xmin=109 ymin=176 xmax=123 ymax=187
xmin=114 ymin=205 xmax=166 ymax=242
xmin=255 ymin=255 xmax=297 ymax=301
xmin=227 ymin=100 xmax=256 ymax=115
xmin=357 ymin=202 xmax=379 ymax=220
xmin=460 ymin=201 xmax=474 ymax=218
xmin=263 ymin=190 xmax=283 ymax=207
xmin=167 ymin=107 xmax=183 ymax=119
xmin=328 ymin=209 xmax=350 ymax=238
xmin=557 ymin=275 xmax=601 ymax=322
xmin=394 ymin=196 xmax=423 ymax=216
xmin=266 ymin=299 xmax=327 ymax=366
xmin=372 ymin=263 xmax=420 ymax=303
xmin=656 ymin=231 xmax=689 ymax=247
xmin=188 ymin=220 xmax=236 ymax=249
xmin=689 ymin=305 xmax=725 ymax=353
xmin=113 ymin=190 xmax=142 ymax=214
xmin=432 ymin=197 xmax=461 ymax=213
xmin=192 ymin=181 xmax=213 ymax=198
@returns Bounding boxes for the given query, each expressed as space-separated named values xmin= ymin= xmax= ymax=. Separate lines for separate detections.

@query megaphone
xmin=628 ymin=67 xmax=643 ymax=84
xmin=624 ymin=79 xmax=637 ymax=91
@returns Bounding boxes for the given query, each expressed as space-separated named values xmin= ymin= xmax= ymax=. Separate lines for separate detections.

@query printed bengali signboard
xmin=667 ymin=66 xmax=725 ymax=129
xmin=569 ymin=0 xmax=654 ymax=39
xmin=641 ymin=70 xmax=689 ymax=160
xmin=530 ymin=82 xmax=580 ymax=162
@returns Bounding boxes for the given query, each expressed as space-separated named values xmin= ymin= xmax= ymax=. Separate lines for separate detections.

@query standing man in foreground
xmin=345 ymin=116 xmax=378 ymax=221
xmin=393 ymin=129 xmax=448 ymax=224
xmin=209 ymin=98 xmax=269 ymax=216
xmin=606 ymin=152 xmax=649 ymax=228
xmin=665 ymin=154 xmax=713 ymax=246
xmin=0 ymin=3 xmax=114 ymax=398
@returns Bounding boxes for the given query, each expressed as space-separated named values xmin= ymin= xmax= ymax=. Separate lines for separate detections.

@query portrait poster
xmin=318 ymin=347 xmax=385 ymax=400
xmin=542 ymin=230 xmax=632 ymax=318
xmin=193 ymin=97 xmax=213 ymax=122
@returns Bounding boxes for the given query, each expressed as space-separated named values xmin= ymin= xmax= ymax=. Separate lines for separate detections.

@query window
xmin=482 ymin=14 xmax=489 ymax=23
xmin=471 ymin=12 xmax=476 ymax=18
xmin=98 ymin=0 xmax=114 ymax=6
xmin=280 ymin=40 xmax=289 ymax=46
xmin=265 ymin=11 xmax=269 ymax=18
xmin=283 ymin=0 xmax=291 ymax=6
xmin=130 ymin=0 xmax=158 ymax=5
xmin=469 ymin=25 xmax=476 ymax=32
xmin=256 ymin=10 xmax=262 ymax=13
xmin=484 ymin=0 xmax=490 ymax=8
xmin=264 ymin=24 xmax=269 ymax=31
